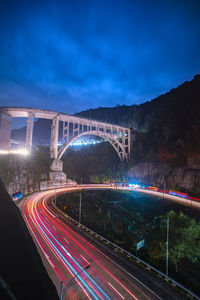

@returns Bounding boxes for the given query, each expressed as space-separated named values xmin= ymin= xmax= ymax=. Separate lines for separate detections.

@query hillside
xmin=77 ymin=75 xmax=200 ymax=162
xmin=12 ymin=75 xmax=200 ymax=161
xmin=76 ymin=75 xmax=200 ymax=195
xmin=9 ymin=75 xmax=200 ymax=196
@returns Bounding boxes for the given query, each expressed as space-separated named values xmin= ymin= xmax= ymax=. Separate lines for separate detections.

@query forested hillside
xmin=10 ymin=75 xmax=200 ymax=196
xmin=77 ymin=75 xmax=200 ymax=166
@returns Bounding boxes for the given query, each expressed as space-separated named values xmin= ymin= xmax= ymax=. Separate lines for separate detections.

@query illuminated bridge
xmin=0 ymin=107 xmax=131 ymax=161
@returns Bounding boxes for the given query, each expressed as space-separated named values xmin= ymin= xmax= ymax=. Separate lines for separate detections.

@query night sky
xmin=0 ymin=0 xmax=200 ymax=116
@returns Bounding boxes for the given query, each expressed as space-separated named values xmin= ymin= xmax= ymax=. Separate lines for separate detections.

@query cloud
xmin=0 ymin=0 xmax=200 ymax=114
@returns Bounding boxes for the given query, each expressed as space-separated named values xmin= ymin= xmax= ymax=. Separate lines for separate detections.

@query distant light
xmin=69 ymin=140 xmax=102 ymax=146
xmin=57 ymin=136 xmax=103 ymax=147
xmin=0 ymin=149 xmax=29 ymax=155
xmin=129 ymin=183 xmax=141 ymax=188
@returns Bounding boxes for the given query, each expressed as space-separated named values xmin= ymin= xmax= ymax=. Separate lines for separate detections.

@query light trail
xmin=20 ymin=185 xmax=162 ymax=300
xmin=21 ymin=193 xmax=113 ymax=299
xmin=32 ymin=200 xmax=110 ymax=299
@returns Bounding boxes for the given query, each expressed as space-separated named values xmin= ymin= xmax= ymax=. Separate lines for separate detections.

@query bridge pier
xmin=0 ymin=111 xmax=12 ymax=150
xmin=49 ymin=158 xmax=66 ymax=183
xmin=50 ymin=116 xmax=59 ymax=159
xmin=26 ymin=113 xmax=34 ymax=151
xmin=49 ymin=117 xmax=67 ymax=186
xmin=40 ymin=158 xmax=68 ymax=190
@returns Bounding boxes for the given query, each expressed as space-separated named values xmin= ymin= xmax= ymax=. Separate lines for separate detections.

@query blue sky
xmin=0 ymin=0 xmax=200 ymax=117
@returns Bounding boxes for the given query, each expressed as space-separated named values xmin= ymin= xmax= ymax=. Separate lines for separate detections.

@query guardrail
xmin=51 ymin=200 xmax=200 ymax=300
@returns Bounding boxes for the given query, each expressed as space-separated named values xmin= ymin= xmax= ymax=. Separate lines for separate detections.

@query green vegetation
xmin=57 ymin=190 xmax=200 ymax=294
xmin=149 ymin=210 xmax=200 ymax=272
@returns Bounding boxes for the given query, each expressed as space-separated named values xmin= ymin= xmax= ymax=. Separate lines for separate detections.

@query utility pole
xmin=81 ymin=177 xmax=82 ymax=185
xmin=79 ymin=192 xmax=82 ymax=224
xmin=166 ymin=216 xmax=169 ymax=276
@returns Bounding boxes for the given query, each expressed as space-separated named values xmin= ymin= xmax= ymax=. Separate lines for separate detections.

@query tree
xmin=114 ymin=221 xmax=124 ymax=235
xmin=90 ymin=175 xmax=100 ymax=183
xmin=148 ymin=240 xmax=161 ymax=261
xmin=159 ymin=210 xmax=200 ymax=272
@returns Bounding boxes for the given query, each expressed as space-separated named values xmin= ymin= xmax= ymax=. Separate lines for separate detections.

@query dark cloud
xmin=0 ymin=0 xmax=200 ymax=113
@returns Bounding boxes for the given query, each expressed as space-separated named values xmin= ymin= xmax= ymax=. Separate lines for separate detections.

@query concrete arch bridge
xmin=0 ymin=107 xmax=131 ymax=186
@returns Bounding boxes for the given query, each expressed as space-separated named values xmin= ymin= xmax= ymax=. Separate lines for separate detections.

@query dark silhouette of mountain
xmin=77 ymin=75 xmax=200 ymax=132
xmin=76 ymin=75 xmax=200 ymax=163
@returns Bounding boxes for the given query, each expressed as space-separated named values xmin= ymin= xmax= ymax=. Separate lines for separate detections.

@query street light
xmin=160 ymin=215 xmax=169 ymax=276
xmin=61 ymin=265 xmax=90 ymax=299
xmin=79 ymin=192 xmax=82 ymax=224
xmin=166 ymin=216 xmax=169 ymax=276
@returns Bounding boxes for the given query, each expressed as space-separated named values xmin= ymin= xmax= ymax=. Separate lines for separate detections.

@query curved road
xmin=19 ymin=185 xmax=182 ymax=300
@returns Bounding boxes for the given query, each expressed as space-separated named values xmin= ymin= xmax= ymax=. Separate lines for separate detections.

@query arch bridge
xmin=0 ymin=107 xmax=131 ymax=161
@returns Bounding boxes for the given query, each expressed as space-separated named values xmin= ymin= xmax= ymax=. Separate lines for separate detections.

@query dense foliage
xmin=157 ymin=210 xmax=200 ymax=272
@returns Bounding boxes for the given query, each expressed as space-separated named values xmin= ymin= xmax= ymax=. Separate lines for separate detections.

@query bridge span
xmin=0 ymin=106 xmax=131 ymax=161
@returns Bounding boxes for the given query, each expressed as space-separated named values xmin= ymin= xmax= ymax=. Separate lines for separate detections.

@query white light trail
xmin=0 ymin=149 xmax=29 ymax=155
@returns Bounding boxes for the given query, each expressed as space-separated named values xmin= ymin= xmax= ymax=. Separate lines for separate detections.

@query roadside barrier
xmin=51 ymin=200 xmax=200 ymax=300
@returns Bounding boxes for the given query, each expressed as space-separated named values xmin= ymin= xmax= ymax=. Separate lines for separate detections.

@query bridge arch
xmin=58 ymin=131 xmax=127 ymax=161
xmin=0 ymin=106 xmax=131 ymax=161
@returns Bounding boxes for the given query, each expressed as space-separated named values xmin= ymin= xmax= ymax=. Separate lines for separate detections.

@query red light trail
xmin=20 ymin=186 xmax=161 ymax=300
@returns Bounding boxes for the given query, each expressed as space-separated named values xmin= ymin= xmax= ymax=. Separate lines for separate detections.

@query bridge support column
xmin=0 ymin=111 xmax=12 ymax=150
xmin=26 ymin=113 xmax=34 ymax=151
xmin=48 ymin=115 xmax=68 ymax=188
xmin=49 ymin=158 xmax=66 ymax=184
xmin=50 ymin=116 xmax=59 ymax=159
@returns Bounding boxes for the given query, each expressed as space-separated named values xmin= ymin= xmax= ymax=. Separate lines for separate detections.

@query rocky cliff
xmin=128 ymin=161 xmax=200 ymax=195
xmin=0 ymin=149 xmax=49 ymax=195
xmin=77 ymin=75 xmax=200 ymax=196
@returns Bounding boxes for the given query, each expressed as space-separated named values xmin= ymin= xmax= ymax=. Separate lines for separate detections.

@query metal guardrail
xmin=52 ymin=201 xmax=200 ymax=300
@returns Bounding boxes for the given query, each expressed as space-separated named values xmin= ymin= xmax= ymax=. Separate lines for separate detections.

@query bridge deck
xmin=0 ymin=106 xmax=130 ymax=130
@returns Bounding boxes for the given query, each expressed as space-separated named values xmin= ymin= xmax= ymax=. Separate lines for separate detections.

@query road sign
xmin=136 ymin=239 xmax=145 ymax=251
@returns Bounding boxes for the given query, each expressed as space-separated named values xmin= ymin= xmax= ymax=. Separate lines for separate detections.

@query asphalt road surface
xmin=19 ymin=185 xmax=189 ymax=300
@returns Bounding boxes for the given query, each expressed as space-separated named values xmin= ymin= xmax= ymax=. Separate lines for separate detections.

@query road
xmin=19 ymin=185 xmax=180 ymax=300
